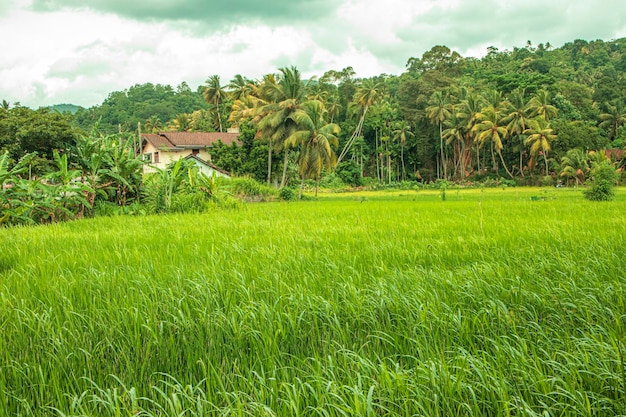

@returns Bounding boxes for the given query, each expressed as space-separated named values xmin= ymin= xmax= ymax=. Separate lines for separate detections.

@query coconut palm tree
xmin=202 ymin=75 xmax=227 ymax=132
xmin=337 ymin=79 xmax=384 ymax=164
xmin=599 ymin=101 xmax=626 ymax=141
xmin=256 ymin=67 xmax=311 ymax=187
xmin=442 ymin=112 xmax=465 ymax=179
xmin=284 ymin=100 xmax=340 ymax=198
xmin=559 ymin=148 xmax=589 ymax=186
xmin=504 ymin=89 xmax=531 ymax=176
xmin=524 ymin=117 xmax=556 ymax=175
xmin=227 ymin=74 xmax=257 ymax=102
xmin=392 ymin=121 xmax=414 ymax=181
xmin=457 ymin=91 xmax=484 ymax=173
xmin=144 ymin=116 xmax=162 ymax=133
xmin=528 ymin=90 xmax=558 ymax=122
xmin=426 ymin=91 xmax=452 ymax=179
xmin=472 ymin=106 xmax=514 ymax=178
xmin=170 ymin=113 xmax=192 ymax=132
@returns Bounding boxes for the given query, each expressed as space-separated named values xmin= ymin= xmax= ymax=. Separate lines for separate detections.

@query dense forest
xmin=1 ymin=37 xmax=625 ymax=224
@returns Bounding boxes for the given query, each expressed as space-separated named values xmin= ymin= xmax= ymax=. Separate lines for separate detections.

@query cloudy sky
xmin=1 ymin=0 xmax=625 ymax=108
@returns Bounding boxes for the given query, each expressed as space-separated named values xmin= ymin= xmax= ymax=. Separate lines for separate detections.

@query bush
xmin=170 ymin=191 xmax=210 ymax=214
xmin=583 ymin=161 xmax=618 ymax=201
xmin=540 ymin=175 xmax=554 ymax=187
xmin=226 ymin=177 xmax=277 ymax=201
xmin=279 ymin=187 xmax=296 ymax=201
xmin=335 ymin=161 xmax=363 ymax=186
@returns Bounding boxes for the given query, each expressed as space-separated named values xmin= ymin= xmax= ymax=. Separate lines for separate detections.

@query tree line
xmin=1 ymin=37 xmax=625 ymax=214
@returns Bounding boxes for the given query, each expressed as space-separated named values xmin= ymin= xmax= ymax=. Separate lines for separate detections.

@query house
xmin=141 ymin=130 xmax=240 ymax=177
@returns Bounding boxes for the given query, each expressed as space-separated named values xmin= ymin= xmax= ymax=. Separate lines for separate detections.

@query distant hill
xmin=48 ymin=103 xmax=82 ymax=114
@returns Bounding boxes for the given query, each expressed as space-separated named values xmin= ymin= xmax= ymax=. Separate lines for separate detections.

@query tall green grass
xmin=1 ymin=188 xmax=625 ymax=416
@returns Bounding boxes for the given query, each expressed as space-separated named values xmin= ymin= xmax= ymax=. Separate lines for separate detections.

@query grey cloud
xmin=30 ymin=0 xmax=340 ymax=28
xmin=343 ymin=0 xmax=626 ymax=71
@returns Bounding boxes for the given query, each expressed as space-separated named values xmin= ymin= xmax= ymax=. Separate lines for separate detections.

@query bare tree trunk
xmin=299 ymin=176 xmax=305 ymax=199
xmin=498 ymin=150 xmax=514 ymax=179
xmin=440 ymin=123 xmax=447 ymax=180
xmin=400 ymin=144 xmax=406 ymax=181
xmin=518 ymin=135 xmax=525 ymax=177
xmin=280 ymin=149 xmax=289 ymax=188
xmin=267 ymin=138 xmax=273 ymax=185
xmin=375 ymin=130 xmax=380 ymax=182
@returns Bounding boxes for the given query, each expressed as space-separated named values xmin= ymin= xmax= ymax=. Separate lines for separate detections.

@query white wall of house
xmin=192 ymin=161 xmax=230 ymax=178
xmin=142 ymin=142 xmax=213 ymax=174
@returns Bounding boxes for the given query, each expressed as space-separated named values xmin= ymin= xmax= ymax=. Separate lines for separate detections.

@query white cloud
xmin=0 ymin=0 xmax=625 ymax=108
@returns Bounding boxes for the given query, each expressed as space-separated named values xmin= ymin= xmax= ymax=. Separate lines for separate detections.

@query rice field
xmin=1 ymin=187 xmax=625 ymax=416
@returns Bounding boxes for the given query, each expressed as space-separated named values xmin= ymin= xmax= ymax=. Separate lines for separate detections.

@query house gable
xmin=141 ymin=131 xmax=240 ymax=175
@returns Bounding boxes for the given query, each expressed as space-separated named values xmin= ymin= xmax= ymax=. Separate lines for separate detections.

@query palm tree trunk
xmin=544 ymin=152 xmax=549 ymax=175
xmin=375 ymin=130 xmax=380 ymax=182
xmin=280 ymin=149 xmax=289 ymax=188
xmin=439 ymin=122 xmax=446 ymax=179
xmin=519 ymin=135 xmax=525 ymax=177
xmin=401 ymin=144 xmax=406 ymax=181
xmin=299 ymin=176 xmax=305 ymax=199
xmin=338 ymin=106 xmax=368 ymax=164
xmin=498 ymin=150 xmax=514 ymax=179
xmin=267 ymin=137 xmax=273 ymax=185
xmin=216 ymin=101 xmax=223 ymax=132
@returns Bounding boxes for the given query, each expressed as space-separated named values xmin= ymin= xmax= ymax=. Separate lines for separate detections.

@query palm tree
xmin=457 ymin=91 xmax=484 ymax=173
xmin=528 ymin=90 xmax=558 ymax=122
xmin=392 ymin=121 xmax=414 ymax=181
xmin=325 ymin=94 xmax=343 ymax=124
xmin=284 ymin=100 xmax=340 ymax=198
xmin=472 ymin=106 xmax=514 ymax=178
xmin=144 ymin=116 xmax=162 ymax=133
xmin=227 ymin=74 xmax=257 ymax=102
xmin=426 ymin=91 xmax=452 ymax=179
xmin=442 ymin=112 xmax=465 ymax=179
xmin=599 ymin=101 xmax=626 ymax=141
xmin=559 ymin=148 xmax=589 ymax=186
xmin=170 ymin=113 xmax=191 ymax=132
xmin=202 ymin=75 xmax=227 ymax=132
xmin=504 ymin=89 xmax=531 ymax=176
xmin=337 ymin=79 xmax=384 ymax=164
xmin=524 ymin=117 xmax=556 ymax=175
xmin=256 ymin=67 xmax=310 ymax=187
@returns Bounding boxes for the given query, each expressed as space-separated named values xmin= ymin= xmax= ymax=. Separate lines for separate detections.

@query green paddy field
xmin=1 ymin=187 xmax=625 ymax=416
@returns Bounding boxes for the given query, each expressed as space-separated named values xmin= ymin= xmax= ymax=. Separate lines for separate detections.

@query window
xmin=154 ymin=152 xmax=159 ymax=163
xmin=143 ymin=153 xmax=152 ymax=162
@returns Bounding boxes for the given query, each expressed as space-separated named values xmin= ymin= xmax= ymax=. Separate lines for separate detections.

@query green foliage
xmin=224 ymin=177 xmax=277 ymax=201
xmin=278 ymin=186 xmax=295 ymax=201
xmin=583 ymin=160 xmax=619 ymax=201
xmin=73 ymin=83 xmax=208 ymax=134
xmin=0 ymin=106 xmax=78 ymax=170
xmin=336 ymin=160 xmax=363 ymax=186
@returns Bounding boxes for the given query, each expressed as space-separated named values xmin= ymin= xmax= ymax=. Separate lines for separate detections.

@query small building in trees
xmin=140 ymin=130 xmax=240 ymax=177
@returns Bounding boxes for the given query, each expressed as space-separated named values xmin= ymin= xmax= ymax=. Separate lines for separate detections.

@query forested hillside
xmin=2 ymin=37 xmax=625 ymax=186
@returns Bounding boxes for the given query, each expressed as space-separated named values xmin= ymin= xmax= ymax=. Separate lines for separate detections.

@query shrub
xmin=279 ymin=187 xmax=296 ymax=201
xmin=335 ymin=161 xmax=363 ymax=186
xmin=226 ymin=177 xmax=277 ymax=201
xmin=583 ymin=161 xmax=618 ymax=201
xmin=540 ymin=175 xmax=554 ymax=187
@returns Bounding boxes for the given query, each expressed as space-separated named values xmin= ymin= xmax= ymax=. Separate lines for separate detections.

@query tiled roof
xmin=143 ymin=131 xmax=241 ymax=148
xmin=143 ymin=133 xmax=176 ymax=149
